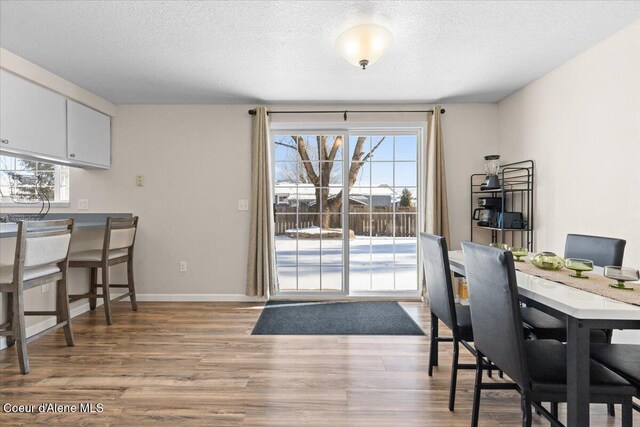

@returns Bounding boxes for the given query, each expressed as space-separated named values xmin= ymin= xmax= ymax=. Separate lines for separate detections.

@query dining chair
xmin=68 ymin=216 xmax=139 ymax=325
xmin=0 ymin=219 xmax=75 ymax=374
xmin=520 ymin=234 xmax=625 ymax=343
xmin=461 ymin=241 xmax=635 ymax=427
xmin=421 ymin=233 xmax=477 ymax=411
xmin=591 ymin=344 xmax=640 ymax=413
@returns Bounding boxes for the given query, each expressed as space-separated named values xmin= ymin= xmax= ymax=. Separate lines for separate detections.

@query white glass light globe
xmin=336 ymin=24 xmax=392 ymax=69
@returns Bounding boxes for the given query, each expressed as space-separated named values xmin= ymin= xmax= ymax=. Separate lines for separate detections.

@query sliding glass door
xmin=348 ymin=133 xmax=419 ymax=292
xmin=273 ymin=127 xmax=422 ymax=296
xmin=273 ymin=133 xmax=345 ymax=293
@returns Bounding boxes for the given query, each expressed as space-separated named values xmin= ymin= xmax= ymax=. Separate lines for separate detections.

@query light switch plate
xmin=77 ymin=199 xmax=89 ymax=210
xmin=238 ymin=199 xmax=249 ymax=211
xmin=179 ymin=261 xmax=187 ymax=272
xmin=136 ymin=175 xmax=144 ymax=187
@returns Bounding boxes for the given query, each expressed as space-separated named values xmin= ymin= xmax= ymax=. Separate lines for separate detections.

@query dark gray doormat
xmin=252 ymin=300 xmax=425 ymax=335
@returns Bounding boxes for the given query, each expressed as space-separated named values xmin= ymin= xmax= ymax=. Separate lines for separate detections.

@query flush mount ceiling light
xmin=336 ymin=24 xmax=392 ymax=70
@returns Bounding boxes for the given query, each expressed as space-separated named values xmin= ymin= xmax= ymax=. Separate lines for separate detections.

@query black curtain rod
xmin=247 ymin=108 xmax=445 ymax=121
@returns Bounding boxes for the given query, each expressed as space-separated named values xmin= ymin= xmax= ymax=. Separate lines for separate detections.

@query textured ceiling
xmin=1 ymin=1 xmax=639 ymax=104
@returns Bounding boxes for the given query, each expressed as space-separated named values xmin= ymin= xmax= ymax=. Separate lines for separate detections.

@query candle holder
xmin=509 ymin=247 xmax=528 ymax=262
xmin=604 ymin=266 xmax=639 ymax=291
xmin=565 ymin=258 xmax=594 ymax=279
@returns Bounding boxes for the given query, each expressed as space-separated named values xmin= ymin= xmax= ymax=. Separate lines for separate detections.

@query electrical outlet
xmin=41 ymin=283 xmax=50 ymax=293
xmin=238 ymin=199 xmax=249 ymax=211
xmin=136 ymin=175 xmax=144 ymax=187
xmin=77 ymin=199 xmax=89 ymax=210
xmin=179 ymin=261 xmax=187 ymax=272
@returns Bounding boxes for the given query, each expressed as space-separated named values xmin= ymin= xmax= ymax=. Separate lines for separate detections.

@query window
xmin=0 ymin=155 xmax=70 ymax=205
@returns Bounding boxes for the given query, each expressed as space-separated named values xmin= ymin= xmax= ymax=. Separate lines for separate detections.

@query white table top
xmin=448 ymin=250 xmax=640 ymax=321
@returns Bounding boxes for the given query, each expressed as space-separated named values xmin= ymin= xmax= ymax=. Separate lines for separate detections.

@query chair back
xmin=461 ymin=241 xmax=530 ymax=389
xmin=14 ymin=219 xmax=74 ymax=281
xmin=564 ymin=234 xmax=625 ymax=267
xmin=103 ymin=216 xmax=138 ymax=253
xmin=420 ymin=233 xmax=457 ymax=330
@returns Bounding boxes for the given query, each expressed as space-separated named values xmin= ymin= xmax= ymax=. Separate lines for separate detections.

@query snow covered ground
xmin=275 ymin=235 xmax=418 ymax=292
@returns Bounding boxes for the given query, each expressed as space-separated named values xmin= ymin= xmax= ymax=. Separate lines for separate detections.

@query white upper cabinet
xmin=66 ymin=100 xmax=111 ymax=168
xmin=0 ymin=69 xmax=67 ymax=160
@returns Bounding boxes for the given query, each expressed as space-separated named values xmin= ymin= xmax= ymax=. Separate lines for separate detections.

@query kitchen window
xmin=0 ymin=155 xmax=70 ymax=206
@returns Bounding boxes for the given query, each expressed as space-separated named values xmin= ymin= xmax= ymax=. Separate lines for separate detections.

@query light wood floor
xmin=0 ymin=302 xmax=637 ymax=426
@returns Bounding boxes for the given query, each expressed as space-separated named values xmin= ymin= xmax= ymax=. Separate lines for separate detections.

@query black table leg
xmin=566 ymin=316 xmax=590 ymax=427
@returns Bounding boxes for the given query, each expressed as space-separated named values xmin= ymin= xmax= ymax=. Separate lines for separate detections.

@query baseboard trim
xmin=0 ymin=292 xmax=129 ymax=351
xmin=0 ymin=299 xmax=102 ymax=351
xmin=136 ymin=294 xmax=266 ymax=302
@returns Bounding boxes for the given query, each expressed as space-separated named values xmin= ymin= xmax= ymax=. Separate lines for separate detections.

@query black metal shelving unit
xmin=470 ymin=160 xmax=534 ymax=251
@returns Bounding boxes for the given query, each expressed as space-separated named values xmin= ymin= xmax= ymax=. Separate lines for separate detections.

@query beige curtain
xmin=246 ymin=107 xmax=277 ymax=297
xmin=422 ymin=105 xmax=450 ymax=296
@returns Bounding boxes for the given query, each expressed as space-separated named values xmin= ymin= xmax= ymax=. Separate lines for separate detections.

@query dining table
xmin=447 ymin=250 xmax=640 ymax=427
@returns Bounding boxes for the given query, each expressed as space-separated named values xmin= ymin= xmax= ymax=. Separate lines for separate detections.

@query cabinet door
xmin=0 ymin=69 xmax=67 ymax=159
xmin=66 ymin=99 xmax=111 ymax=168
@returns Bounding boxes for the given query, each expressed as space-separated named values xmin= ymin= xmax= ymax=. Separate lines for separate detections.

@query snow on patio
xmin=275 ymin=233 xmax=418 ymax=292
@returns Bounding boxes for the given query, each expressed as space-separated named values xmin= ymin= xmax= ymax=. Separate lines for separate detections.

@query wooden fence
xmin=274 ymin=206 xmax=417 ymax=237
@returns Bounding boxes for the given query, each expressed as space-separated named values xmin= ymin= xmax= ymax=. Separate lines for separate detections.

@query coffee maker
xmin=473 ymin=196 xmax=501 ymax=226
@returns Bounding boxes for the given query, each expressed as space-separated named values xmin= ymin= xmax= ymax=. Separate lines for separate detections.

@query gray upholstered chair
xmin=0 ymin=219 xmax=75 ymax=374
xmin=68 ymin=216 xmax=139 ymax=325
xmin=591 ymin=344 xmax=640 ymax=413
xmin=461 ymin=241 xmax=635 ymax=427
xmin=421 ymin=233 xmax=477 ymax=411
xmin=521 ymin=234 xmax=625 ymax=343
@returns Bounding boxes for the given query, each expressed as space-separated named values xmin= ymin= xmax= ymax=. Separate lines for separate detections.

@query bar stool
xmin=0 ymin=219 xmax=75 ymax=374
xmin=68 ymin=216 xmax=139 ymax=325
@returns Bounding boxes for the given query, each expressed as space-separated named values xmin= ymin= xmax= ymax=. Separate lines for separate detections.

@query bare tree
xmin=275 ymin=135 xmax=385 ymax=229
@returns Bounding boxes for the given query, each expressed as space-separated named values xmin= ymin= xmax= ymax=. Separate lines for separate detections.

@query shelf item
xmin=470 ymin=160 xmax=534 ymax=251
xmin=473 ymin=225 xmax=531 ymax=232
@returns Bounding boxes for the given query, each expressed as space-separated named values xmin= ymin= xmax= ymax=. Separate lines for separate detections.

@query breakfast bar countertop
xmin=0 ymin=213 xmax=133 ymax=238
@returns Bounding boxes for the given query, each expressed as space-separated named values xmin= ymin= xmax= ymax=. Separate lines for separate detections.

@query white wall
xmin=497 ymin=19 xmax=640 ymax=268
xmin=498 ymin=20 xmax=639 ymax=344
xmin=70 ymin=103 xmax=496 ymax=298
xmin=1 ymin=103 xmax=497 ymax=300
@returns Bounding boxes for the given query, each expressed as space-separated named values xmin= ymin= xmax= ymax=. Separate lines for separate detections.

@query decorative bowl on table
xmin=509 ymin=247 xmax=528 ymax=262
xmin=531 ymin=252 xmax=565 ymax=271
xmin=489 ymin=242 xmax=509 ymax=250
xmin=565 ymin=258 xmax=594 ymax=279
xmin=604 ymin=266 xmax=639 ymax=291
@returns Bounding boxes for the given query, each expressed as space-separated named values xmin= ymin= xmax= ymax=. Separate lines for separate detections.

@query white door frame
xmin=270 ymin=121 xmax=426 ymax=300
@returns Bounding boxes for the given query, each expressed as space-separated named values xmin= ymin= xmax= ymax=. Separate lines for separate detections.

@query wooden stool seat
xmin=69 ymin=248 xmax=128 ymax=263
xmin=0 ymin=264 xmax=61 ymax=284
xmin=68 ymin=216 xmax=139 ymax=325
xmin=0 ymin=219 xmax=75 ymax=374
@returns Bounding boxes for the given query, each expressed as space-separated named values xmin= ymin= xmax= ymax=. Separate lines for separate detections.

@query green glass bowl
xmin=489 ymin=242 xmax=509 ymax=250
xmin=531 ymin=252 xmax=565 ymax=271
xmin=509 ymin=247 xmax=528 ymax=262
xmin=565 ymin=258 xmax=594 ymax=279
xmin=604 ymin=266 xmax=639 ymax=291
